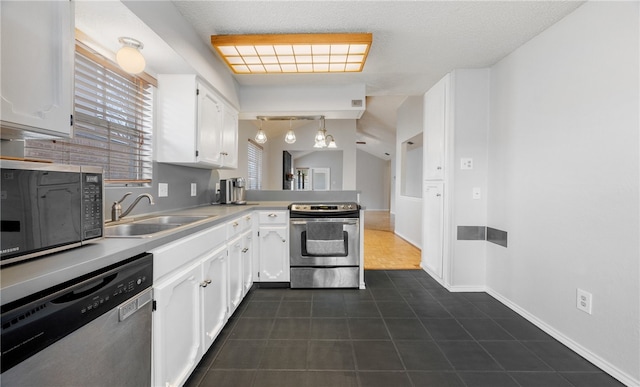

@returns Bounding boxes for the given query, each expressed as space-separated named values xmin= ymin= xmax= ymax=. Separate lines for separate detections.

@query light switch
xmin=190 ymin=183 xmax=197 ymax=197
xmin=158 ymin=183 xmax=168 ymax=197
xmin=461 ymin=158 xmax=473 ymax=170
xmin=472 ymin=187 xmax=481 ymax=199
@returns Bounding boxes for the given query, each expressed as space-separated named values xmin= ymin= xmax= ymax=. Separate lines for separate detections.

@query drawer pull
xmin=233 ymin=222 xmax=239 ymax=227
xmin=200 ymin=279 xmax=212 ymax=287
xmin=242 ymin=248 xmax=249 ymax=253
xmin=268 ymin=213 xmax=278 ymax=218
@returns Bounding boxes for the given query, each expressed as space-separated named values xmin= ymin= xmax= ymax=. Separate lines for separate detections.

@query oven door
xmin=289 ymin=218 xmax=359 ymax=267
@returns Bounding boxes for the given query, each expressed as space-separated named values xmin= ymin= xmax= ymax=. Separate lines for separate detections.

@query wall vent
xmin=351 ymin=99 xmax=363 ymax=108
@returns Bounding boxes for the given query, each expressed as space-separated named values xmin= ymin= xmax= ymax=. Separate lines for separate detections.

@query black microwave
xmin=0 ymin=160 xmax=103 ymax=265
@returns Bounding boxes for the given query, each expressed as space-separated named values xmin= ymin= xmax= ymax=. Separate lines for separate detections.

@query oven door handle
xmin=290 ymin=220 xmax=359 ymax=225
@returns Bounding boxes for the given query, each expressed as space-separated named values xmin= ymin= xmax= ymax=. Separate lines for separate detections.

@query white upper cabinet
xmin=156 ymin=74 xmax=238 ymax=169
xmin=423 ymin=74 xmax=449 ymax=180
xmin=1 ymin=1 xmax=74 ymax=138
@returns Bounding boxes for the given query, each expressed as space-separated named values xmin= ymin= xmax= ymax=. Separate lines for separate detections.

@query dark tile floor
xmin=185 ymin=270 xmax=624 ymax=387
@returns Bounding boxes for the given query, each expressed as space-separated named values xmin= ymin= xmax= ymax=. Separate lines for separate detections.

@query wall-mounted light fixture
xmin=116 ymin=37 xmax=146 ymax=74
xmin=211 ymin=33 xmax=372 ymax=74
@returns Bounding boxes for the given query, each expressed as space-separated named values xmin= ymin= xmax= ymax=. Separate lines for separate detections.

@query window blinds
xmin=247 ymin=139 xmax=263 ymax=190
xmin=25 ymin=46 xmax=154 ymax=183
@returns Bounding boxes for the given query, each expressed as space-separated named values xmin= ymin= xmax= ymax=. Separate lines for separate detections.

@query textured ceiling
xmin=172 ymin=1 xmax=584 ymax=159
xmin=75 ymin=1 xmax=585 ymax=161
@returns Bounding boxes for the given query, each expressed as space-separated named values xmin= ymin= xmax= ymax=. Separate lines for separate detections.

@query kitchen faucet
xmin=111 ymin=192 xmax=155 ymax=221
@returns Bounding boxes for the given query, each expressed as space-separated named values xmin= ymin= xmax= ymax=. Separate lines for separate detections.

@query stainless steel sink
xmin=105 ymin=215 xmax=216 ymax=238
xmin=104 ymin=223 xmax=179 ymax=237
xmin=133 ymin=215 xmax=210 ymax=225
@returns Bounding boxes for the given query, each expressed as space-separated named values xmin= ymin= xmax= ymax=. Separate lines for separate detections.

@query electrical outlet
xmin=158 ymin=183 xmax=168 ymax=198
xmin=576 ymin=289 xmax=593 ymax=314
xmin=472 ymin=187 xmax=481 ymax=200
xmin=461 ymin=158 xmax=473 ymax=170
xmin=190 ymin=183 xmax=197 ymax=197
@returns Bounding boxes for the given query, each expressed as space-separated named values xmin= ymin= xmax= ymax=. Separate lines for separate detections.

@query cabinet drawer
xmin=227 ymin=214 xmax=252 ymax=239
xmin=152 ymin=223 xmax=225 ymax=281
xmin=258 ymin=211 xmax=288 ymax=225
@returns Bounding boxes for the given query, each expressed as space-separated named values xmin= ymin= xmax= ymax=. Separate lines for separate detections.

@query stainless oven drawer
xmin=290 ymin=267 xmax=359 ymax=288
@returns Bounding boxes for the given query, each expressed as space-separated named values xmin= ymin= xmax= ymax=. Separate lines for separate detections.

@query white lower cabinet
xmin=257 ymin=225 xmax=290 ymax=282
xmin=200 ymin=245 xmax=229 ymax=352
xmin=242 ymin=230 xmax=253 ymax=295
xmin=153 ymin=260 xmax=202 ymax=387
xmin=227 ymin=235 xmax=244 ymax=314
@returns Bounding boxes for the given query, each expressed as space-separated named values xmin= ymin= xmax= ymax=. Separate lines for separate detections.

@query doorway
xmin=364 ymin=211 xmax=421 ymax=270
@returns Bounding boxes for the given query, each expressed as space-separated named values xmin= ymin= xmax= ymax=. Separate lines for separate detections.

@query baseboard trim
xmin=417 ymin=269 xmax=638 ymax=387
xmin=486 ymin=287 xmax=638 ymax=387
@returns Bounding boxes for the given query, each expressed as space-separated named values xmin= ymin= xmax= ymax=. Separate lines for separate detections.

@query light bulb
xmin=284 ymin=130 xmax=296 ymax=144
xmin=116 ymin=38 xmax=145 ymax=74
xmin=255 ymin=129 xmax=267 ymax=144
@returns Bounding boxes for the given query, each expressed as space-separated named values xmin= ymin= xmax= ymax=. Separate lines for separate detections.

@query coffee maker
xmin=218 ymin=178 xmax=246 ymax=204
xmin=230 ymin=177 xmax=246 ymax=205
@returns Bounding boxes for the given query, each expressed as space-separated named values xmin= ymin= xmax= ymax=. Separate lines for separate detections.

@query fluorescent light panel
xmin=211 ymin=33 xmax=372 ymax=74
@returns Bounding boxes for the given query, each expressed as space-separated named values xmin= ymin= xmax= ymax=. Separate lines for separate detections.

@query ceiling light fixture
xmin=313 ymin=118 xmax=337 ymax=149
xmin=211 ymin=33 xmax=372 ymax=74
xmin=254 ymin=120 xmax=267 ymax=144
xmin=116 ymin=37 xmax=146 ymax=74
xmin=284 ymin=119 xmax=297 ymax=144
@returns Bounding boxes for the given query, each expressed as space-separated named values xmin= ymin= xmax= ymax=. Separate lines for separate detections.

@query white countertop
xmin=0 ymin=202 xmax=290 ymax=305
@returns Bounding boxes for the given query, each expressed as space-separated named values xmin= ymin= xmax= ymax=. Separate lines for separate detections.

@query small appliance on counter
xmin=216 ymin=177 xmax=246 ymax=205
xmin=0 ymin=160 xmax=104 ymax=265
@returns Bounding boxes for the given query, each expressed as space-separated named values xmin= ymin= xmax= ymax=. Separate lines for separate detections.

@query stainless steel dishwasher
xmin=1 ymin=253 xmax=153 ymax=387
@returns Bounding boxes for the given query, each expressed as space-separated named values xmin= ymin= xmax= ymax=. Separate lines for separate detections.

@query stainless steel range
xmin=289 ymin=202 xmax=361 ymax=288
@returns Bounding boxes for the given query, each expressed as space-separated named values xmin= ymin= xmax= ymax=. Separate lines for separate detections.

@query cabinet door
xmin=153 ymin=262 xmax=202 ymax=387
xmin=221 ymin=105 xmax=238 ymax=168
xmin=201 ymin=245 xmax=229 ymax=352
xmin=242 ymin=230 xmax=253 ymax=295
xmin=422 ymin=182 xmax=444 ymax=278
xmin=197 ymin=82 xmax=223 ymax=165
xmin=1 ymin=1 xmax=73 ymax=137
xmin=228 ymin=236 xmax=244 ymax=314
xmin=258 ymin=226 xmax=290 ymax=282
xmin=424 ymin=75 xmax=449 ymax=180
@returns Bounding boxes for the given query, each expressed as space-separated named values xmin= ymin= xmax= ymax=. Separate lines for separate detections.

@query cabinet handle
xmin=436 ymin=194 xmax=442 ymax=197
xmin=268 ymin=213 xmax=278 ymax=218
xmin=220 ymin=152 xmax=228 ymax=156
xmin=245 ymin=216 xmax=251 ymax=221
xmin=242 ymin=248 xmax=249 ymax=253
xmin=281 ymin=238 xmax=286 ymax=243
xmin=233 ymin=222 xmax=239 ymax=227
xmin=436 ymin=166 xmax=442 ymax=170
xmin=200 ymin=279 xmax=212 ymax=287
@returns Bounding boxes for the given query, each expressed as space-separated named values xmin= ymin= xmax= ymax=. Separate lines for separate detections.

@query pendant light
xmin=284 ymin=119 xmax=297 ymax=144
xmin=254 ymin=120 xmax=267 ymax=144
xmin=314 ymin=119 xmax=327 ymax=148
xmin=116 ymin=37 xmax=146 ymax=74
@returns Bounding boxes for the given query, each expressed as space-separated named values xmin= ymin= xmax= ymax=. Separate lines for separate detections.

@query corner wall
xmin=487 ymin=2 xmax=639 ymax=384
xmin=395 ymin=96 xmax=424 ymax=248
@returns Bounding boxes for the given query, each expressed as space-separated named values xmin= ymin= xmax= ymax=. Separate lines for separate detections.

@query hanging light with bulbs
xmin=284 ymin=119 xmax=297 ymax=144
xmin=313 ymin=118 xmax=337 ymax=149
xmin=254 ymin=119 xmax=268 ymax=144
xmin=255 ymin=115 xmax=335 ymax=148
xmin=116 ymin=37 xmax=146 ymax=74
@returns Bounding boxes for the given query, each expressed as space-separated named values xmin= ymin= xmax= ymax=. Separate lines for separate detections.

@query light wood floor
xmin=363 ymin=211 xmax=422 ymax=270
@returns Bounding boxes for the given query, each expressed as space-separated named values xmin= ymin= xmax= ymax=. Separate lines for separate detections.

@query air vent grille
xmin=351 ymin=99 xmax=363 ymax=107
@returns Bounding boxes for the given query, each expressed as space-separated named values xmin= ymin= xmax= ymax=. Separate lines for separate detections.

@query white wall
xmin=395 ymin=96 xmax=424 ymax=248
xmin=449 ymin=69 xmax=490 ymax=288
xmin=356 ymin=149 xmax=390 ymax=210
xmin=487 ymin=2 xmax=639 ymax=384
